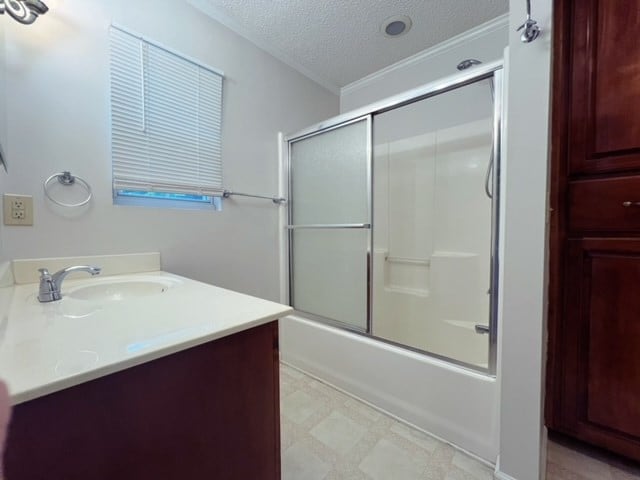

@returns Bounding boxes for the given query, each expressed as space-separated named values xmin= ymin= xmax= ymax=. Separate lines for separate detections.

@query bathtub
xmin=279 ymin=315 xmax=499 ymax=462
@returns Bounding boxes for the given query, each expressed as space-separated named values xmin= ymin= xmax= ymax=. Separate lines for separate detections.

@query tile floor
xmin=547 ymin=435 xmax=640 ymax=480
xmin=281 ymin=363 xmax=640 ymax=480
xmin=279 ymin=363 xmax=494 ymax=480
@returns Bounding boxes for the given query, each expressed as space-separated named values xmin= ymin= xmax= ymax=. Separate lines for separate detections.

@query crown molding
xmin=341 ymin=13 xmax=509 ymax=97
xmin=186 ymin=0 xmax=341 ymax=95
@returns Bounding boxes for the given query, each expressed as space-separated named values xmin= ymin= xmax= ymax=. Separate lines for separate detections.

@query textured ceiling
xmin=188 ymin=0 xmax=508 ymax=92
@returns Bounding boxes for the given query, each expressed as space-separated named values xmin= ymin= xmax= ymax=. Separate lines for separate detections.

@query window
xmin=109 ymin=26 xmax=224 ymax=209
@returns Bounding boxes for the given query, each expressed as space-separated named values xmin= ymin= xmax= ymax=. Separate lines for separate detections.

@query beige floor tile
xmin=451 ymin=451 xmax=494 ymax=480
xmin=547 ymin=460 xmax=589 ymax=480
xmin=283 ymin=443 xmax=332 ymax=480
xmin=390 ymin=422 xmax=440 ymax=453
xmin=344 ymin=398 xmax=382 ymax=422
xmin=612 ymin=468 xmax=640 ymax=480
xmin=423 ymin=461 xmax=448 ymax=480
xmin=358 ymin=438 xmax=425 ymax=480
xmin=310 ymin=410 xmax=368 ymax=455
xmin=282 ymin=363 xmax=307 ymax=380
xmin=280 ymin=363 xmax=496 ymax=480
xmin=548 ymin=441 xmax=613 ymax=480
xmin=547 ymin=438 xmax=640 ymax=480
xmin=445 ymin=465 xmax=487 ymax=480
xmin=282 ymin=390 xmax=326 ymax=425
xmin=324 ymin=467 xmax=372 ymax=480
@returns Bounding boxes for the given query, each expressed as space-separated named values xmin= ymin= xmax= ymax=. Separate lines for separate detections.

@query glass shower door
xmin=287 ymin=117 xmax=371 ymax=331
xmin=371 ymin=77 xmax=498 ymax=370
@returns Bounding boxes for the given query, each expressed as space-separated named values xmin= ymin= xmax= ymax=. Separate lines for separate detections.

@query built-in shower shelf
xmin=444 ymin=319 xmax=482 ymax=331
xmin=384 ymin=285 xmax=429 ymax=297
xmin=431 ymin=251 xmax=478 ymax=258
xmin=385 ymin=255 xmax=431 ymax=266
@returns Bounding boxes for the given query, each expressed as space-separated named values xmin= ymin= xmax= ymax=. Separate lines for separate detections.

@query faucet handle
xmin=38 ymin=268 xmax=51 ymax=278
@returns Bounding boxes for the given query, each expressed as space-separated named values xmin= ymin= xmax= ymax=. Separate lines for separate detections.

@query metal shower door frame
xmin=286 ymin=60 xmax=503 ymax=375
xmin=286 ymin=115 xmax=373 ymax=334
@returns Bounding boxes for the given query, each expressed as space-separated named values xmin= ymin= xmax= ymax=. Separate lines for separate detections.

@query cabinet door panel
xmin=561 ymin=239 xmax=640 ymax=459
xmin=593 ymin=1 xmax=640 ymax=154
xmin=569 ymin=0 xmax=640 ymax=174
xmin=586 ymin=253 xmax=640 ymax=437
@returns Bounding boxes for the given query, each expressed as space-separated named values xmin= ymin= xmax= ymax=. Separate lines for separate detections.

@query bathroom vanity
xmin=0 ymin=254 xmax=292 ymax=480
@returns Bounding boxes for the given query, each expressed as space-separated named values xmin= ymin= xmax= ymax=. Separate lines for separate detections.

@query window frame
xmin=109 ymin=24 xmax=225 ymax=210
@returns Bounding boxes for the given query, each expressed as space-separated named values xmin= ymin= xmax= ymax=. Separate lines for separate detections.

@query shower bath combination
xmin=284 ymin=61 xmax=502 ymax=374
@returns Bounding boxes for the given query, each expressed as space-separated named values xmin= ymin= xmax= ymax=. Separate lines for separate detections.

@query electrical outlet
xmin=4 ymin=194 xmax=33 ymax=226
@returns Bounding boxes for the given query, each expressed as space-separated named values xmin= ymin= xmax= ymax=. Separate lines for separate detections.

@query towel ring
xmin=44 ymin=171 xmax=93 ymax=207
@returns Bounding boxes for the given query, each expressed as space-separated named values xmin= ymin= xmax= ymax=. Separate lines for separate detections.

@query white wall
xmin=340 ymin=16 xmax=508 ymax=113
xmin=0 ymin=23 xmax=6 ymax=218
xmin=0 ymin=0 xmax=338 ymax=300
xmin=496 ymin=2 xmax=552 ymax=480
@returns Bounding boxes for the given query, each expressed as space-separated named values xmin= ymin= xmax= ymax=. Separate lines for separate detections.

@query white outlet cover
xmin=4 ymin=194 xmax=33 ymax=226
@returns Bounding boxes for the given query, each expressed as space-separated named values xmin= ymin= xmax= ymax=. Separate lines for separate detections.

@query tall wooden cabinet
xmin=547 ymin=0 xmax=640 ymax=461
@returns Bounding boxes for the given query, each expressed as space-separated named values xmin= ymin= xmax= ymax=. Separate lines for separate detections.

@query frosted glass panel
xmin=291 ymin=229 xmax=368 ymax=330
xmin=291 ymin=120 xmax=368 ymax=225
xmin=372 ymin=78 xmax=494 ymax=369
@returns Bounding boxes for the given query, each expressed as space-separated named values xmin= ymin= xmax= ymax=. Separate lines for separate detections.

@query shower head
xmin=456 ymin=59 xmax=482 ymax=71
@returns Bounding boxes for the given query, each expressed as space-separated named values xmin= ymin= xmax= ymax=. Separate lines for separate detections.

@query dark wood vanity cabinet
xmin=3 ymin=321 xmax=281 ymax=480
xmin=547 ymin=0 xmax=640 ymax=461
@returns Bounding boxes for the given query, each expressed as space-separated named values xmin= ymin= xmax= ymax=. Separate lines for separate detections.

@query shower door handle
xmin=475 ymin=324 xmax=490 ymax=335
xmin=286 ymin=223 xmax=371 ymax=229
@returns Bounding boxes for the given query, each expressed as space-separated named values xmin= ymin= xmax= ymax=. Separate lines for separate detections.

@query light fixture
xmin=381 ymin=15 xmax=412 ymax=38
xmin=0 ymin=0 xmax=48 ymax=25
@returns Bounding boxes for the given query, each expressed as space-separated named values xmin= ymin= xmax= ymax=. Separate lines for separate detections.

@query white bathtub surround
xmin=280 ymin=316 xmax=498 ymax=461
xmin=0 ymin=254 xmax=292 ymax=405
xmin=372 ymin=116 xmax=493 ymax=368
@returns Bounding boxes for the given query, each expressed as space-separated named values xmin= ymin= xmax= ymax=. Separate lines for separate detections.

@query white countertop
xmin=0 ymin=271 xmax=292 ymax=405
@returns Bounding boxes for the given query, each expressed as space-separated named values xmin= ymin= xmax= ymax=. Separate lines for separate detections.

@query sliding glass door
xmin=287 ymin=117 xmax=371 ymax=331
xmin=285 ymin=63 xmax=502 ymax=373
xmin=371 ymin=77 xmax=498 ymax=370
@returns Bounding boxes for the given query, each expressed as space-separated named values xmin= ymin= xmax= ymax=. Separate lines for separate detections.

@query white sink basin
xmin=66 ymin=277 xmax=179 ymax=302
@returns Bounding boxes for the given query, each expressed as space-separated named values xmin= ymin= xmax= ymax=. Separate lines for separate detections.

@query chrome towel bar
xmin=222 ymin=190 xmax=286 ymax=205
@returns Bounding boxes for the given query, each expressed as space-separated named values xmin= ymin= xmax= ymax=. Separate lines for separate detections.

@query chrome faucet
xmin=37 ymin=265 xmax=101 ymax=303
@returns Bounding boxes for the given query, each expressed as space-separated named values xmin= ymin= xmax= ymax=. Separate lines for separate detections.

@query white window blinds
xmin=110 ymin=26 xmax=224 ymax=196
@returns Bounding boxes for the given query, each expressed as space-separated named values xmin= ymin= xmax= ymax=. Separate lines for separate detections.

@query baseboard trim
xmin=494 ymin=469 xmax=519 ymax=480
